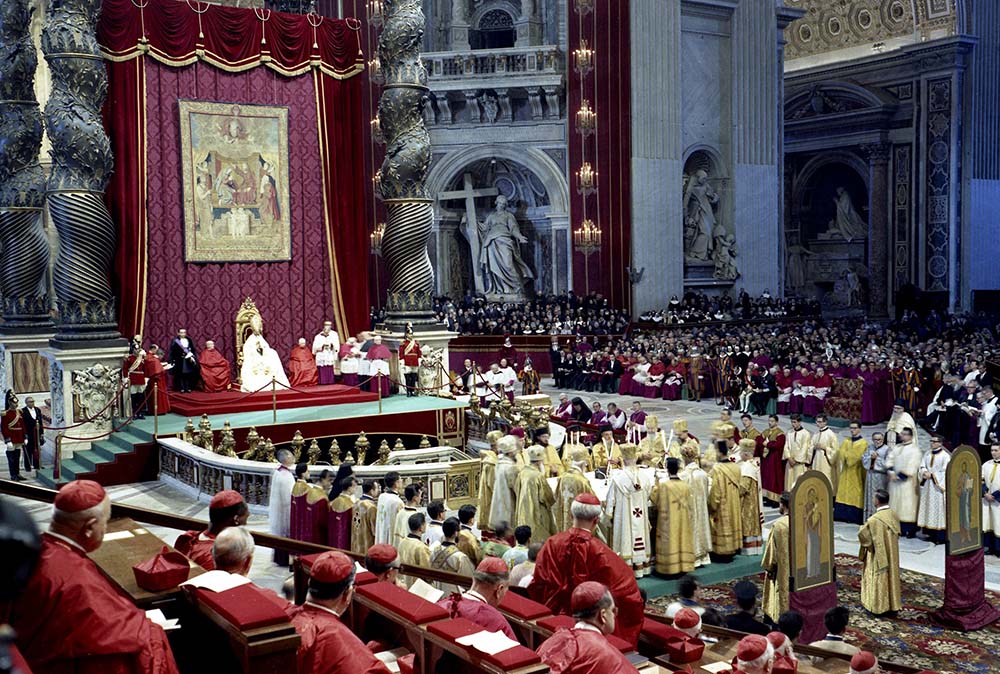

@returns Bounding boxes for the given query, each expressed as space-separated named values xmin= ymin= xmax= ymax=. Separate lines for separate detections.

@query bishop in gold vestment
xmin=554 ymin=447 xmax=596 ymax=531
xmin=737 ymin=439 xmax=763 ymax=556
xmin=858 ymin=499 xmax=902 ymax=615
xmin=534 ymin=429 xmax=565 ymax=477
xmin=708 ymin=458 xmax=744 ymax=557
xmin=478 ymin=431 xmax=502 ymax=530
xmin=651 ymin=459 xmax=695 ymax=575
xmin=761 ymin=498 xmax=790 ymax=622
xmin=351 ymin=491 xmax=379 ymax=555
xmin=514 ymin=445 xmax=557 ymax=541
xmin=638 ymin=415 xmax=669 ymax=466
xmin=784 ymin=420 xmax=812 ymax=489
xmin=680 ymin=446 xmax=713 ymax=567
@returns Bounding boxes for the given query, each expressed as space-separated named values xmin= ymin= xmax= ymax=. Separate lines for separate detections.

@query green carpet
xmin=129 ymin=395 xmax=467 ymax=434
xmin=638 ymin=553 xmax=764 ymax=599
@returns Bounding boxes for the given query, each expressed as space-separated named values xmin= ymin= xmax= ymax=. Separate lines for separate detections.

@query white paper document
xmin=145 ymin=609 xmax=181 ymax=631
xmin=701 ymin=662 xmax=732 ymax=673
xmin=455 ymin=630 xmax=521 ymax=656
xmin=407 ymin=578 xmax=444 ymax=603
xmin=103 ymin=530 xmax=135 ymax=542
xmin=355 ymin=561 xmax=367 ymax=574
xmin=180 ymin=569 xmax=252 ymax=593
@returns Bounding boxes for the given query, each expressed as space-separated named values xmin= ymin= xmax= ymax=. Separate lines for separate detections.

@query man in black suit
xmin=168 ymin=328 xmax=200 ymax=393
xmin=21 ymin=396 xmax=42 ymax=473
xmin=725 ymin=580 xmax=772 ymax=635
xmin=925 ymin=375 xmax=958 ymax=436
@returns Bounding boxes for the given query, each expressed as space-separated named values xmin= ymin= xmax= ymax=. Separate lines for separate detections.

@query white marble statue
xmin=478 ymin=195 xmax=534 ymax=297
xmin=240 ymin=314 xmax=290 ymax=392
xmin=683 ymin=169 xmax=718 ymax=261
xmin=824 ymin=186 xmax=867 ymax=242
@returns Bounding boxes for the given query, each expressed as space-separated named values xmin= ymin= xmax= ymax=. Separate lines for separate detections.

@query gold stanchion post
xmin=377 ymin=373 xmax=383 ymax=414
xmin=272 ymin=377 xmax=277 ymax=424
xmin=153 ymin=382 xmax=159 ymax=438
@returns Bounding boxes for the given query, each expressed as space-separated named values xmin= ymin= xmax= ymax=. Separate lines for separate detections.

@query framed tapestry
xmin=789 ymin=470 xmax=834 ymax=592
xmin=946 ymin=445 xmax=982 ymax=556
xmin=179 ymin=100 xmax=291 ymax=262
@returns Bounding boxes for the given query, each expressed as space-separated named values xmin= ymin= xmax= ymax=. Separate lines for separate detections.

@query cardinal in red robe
xmin=198 ymin=340 xmax=231 ymax=393
xmin=365 ymin=336 xmax=393 ymax=397
xmin=174 ymin=490 xmax=249 ymax=570
xmin=286 ymin=551 xmax=391 ymax=674
xmin=288 ymin=338 xmax=319 ymax=388
xmin=436 ymin=557 xmax=517 ymax=640
xmin=143 ymin=347 xmax=171 ymax=415
xmin=536 ymin=581 xmax=639 ymax=674
xmin=9 ymin=480 xmax=179 ymax=674
xmin=529 ymin=494 xmax=644 ymax=647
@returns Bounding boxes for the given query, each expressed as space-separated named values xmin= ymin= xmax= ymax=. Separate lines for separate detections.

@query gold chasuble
xmin=651 ymin=476 xmax=695 ymax=574
xmin=858 ymin=506 xmax=902 ymax=615
xmin=478 ymin=449 xmax=497 ymax=530
xmin=761 ymin=514 xmax=790 ymax=622
xmin=514 ymin=465 xmax=557 ymax=541
xmin=708 ymin=461 xmax=744 ymax=556
xmin=542 ymin=444 xmax=565 ymax=477
xmin=351 ymin=496 xmax=378 ymax=556
xmin=553 ymin=467 xmax=596 ymax=532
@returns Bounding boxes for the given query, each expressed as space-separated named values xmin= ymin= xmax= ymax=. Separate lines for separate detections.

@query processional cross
xmin=438 ymin=172 xmax=499 ymax=295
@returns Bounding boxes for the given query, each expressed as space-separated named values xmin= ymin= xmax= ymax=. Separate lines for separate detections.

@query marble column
xmin=43 ymin=0 xmax=123 ymax=346
xmin=865 ymin=142 xmax=892 ymax=317
xmin=0 ymin=0 xmax=51 ymax=332
xmin=378 ymin=0 xmax=436 ymax=329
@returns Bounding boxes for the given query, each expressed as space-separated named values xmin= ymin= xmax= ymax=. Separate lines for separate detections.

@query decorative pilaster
xmin=377 ymin=0 xmax=436 ymax=327
xmin=0 ymin=0 xmax=51 ymax=331
xmin=449 ymin=0 xmax=470 ymax=50
xmin=42 ymin=0 xmax=123 ymax=345
xmin=864 ymin=142 xmax=892 ymax=317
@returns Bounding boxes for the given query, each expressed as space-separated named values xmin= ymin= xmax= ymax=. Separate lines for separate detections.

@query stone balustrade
xmin=157 ymin=437 xmax=481 ymax=511
xmin=423 ymin=45 xmax=563 ymax=82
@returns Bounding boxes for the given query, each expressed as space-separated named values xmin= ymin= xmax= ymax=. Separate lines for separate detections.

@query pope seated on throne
xmin=240 ymin=313 xmax=290 ymax=392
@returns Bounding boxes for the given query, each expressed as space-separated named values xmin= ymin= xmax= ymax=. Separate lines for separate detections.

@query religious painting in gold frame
xmin=179 ymin=100 xmax=291 ymax=262
xmin=789 ymin=470 xmax=834 ymax=592
xmin=946 ymin=445 xmax=982 ymax=556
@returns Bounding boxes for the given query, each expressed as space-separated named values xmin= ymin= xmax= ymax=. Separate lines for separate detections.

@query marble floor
xmin=4 ymin=376 xmax=998 ymax=594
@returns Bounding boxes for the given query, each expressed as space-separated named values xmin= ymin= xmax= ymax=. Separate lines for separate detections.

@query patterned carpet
xmin=648 ymin=553 xmax=1000 ymax=674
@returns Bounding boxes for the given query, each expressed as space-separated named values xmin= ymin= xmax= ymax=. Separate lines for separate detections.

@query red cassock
xmin=1 ymin=409 xmax=25 ymax=444
xmin=537 ymin=628 xmax=638 ymax=674
xmin=529 ymin=527 xmax=644 ymax=647
xmin=288 ymin=345 xmax=319 ymax=388
xmin=173 ymin=529 xmax=217 ymax=570
xmin=143 ymin=354 xmax=171 ymax=414
xmin=9 ymin=534 xmax=179 ymax=674
xmin=435 ymin=595 xmax=517 ymax=640
xmin=198 ymin=349 xmax=231 ymax=393
xmin=286 ymin=603 xmax=391 ymax=674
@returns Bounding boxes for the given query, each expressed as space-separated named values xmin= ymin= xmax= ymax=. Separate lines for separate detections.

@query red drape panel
xmin=98 ymin=0 xmax=369 ymax=347
xmin=568 ymin=0 xmax=632 ymax=311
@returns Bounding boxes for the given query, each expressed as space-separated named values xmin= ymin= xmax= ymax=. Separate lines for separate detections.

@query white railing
xmin=423 ymin=45 xmax=563 ymax=80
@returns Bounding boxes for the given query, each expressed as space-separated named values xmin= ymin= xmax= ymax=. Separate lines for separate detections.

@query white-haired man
xmin=9 ymin=480 xmax=179 ymax=673
xmin=536 ymin=581 xmax=640 ymax=673
xmin=489 ymin=435 xmax=521 ymax=527
xmin=269 ymin=448 xmax=296 ymax=566
xmin=733 ymin=634 xmax=775 ymax=674
xmin=212 ymin=526 xmax=255 ymax=576
xmin=529 ymin=493 xmax=644 ymax=647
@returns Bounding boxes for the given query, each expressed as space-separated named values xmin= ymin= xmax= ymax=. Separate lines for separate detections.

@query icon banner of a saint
xmin=789 ymin=471 xmax=834 ymax=593
xmin=947 ymin=445 xmax=982 ymax=556
xmin=179 ymin=100 xmax=291 ymax=262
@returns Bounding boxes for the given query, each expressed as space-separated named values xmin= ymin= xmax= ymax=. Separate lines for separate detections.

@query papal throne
xmin=234 ymin=297 xmax=262 ymax=386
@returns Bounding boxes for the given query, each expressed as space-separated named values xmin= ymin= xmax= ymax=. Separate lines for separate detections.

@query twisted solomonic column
xmin=42 ymin=0 xmax=122 ymax=344
xmin=0 ymin=0 xmax=51 ymax=330
xmin=377 ymin=0 xmax=436 ymax=327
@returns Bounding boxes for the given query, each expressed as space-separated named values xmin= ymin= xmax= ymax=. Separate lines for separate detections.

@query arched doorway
xmin=471 ymin=9 xmax=516 ymax=49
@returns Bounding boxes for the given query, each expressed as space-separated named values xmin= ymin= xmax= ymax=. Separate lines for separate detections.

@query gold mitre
xmin=672 ymin=419 xmax=688 ymax=434
xmin=570 ymin=446 xmax=590 ymax=462
xmin=646 ymin=415 xmax=659 ymax=431
xmin=526 ymin=444 xmax=546 ymax=462
xmin=738 ymin=438 xmax=757 ymax=453
xmin=620 ymin=443 xmax=638 ymax=461
xmin=486 ymin=429 xmax=504 ymax=445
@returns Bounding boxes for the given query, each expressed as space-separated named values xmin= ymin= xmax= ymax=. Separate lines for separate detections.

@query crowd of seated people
xmin=547 ymin=310 xmax=997 ymax=431
xmin=433 ymin=292 xmax=630 ymax=336
xmin=638 ymin=290 xmax=820 ymax=325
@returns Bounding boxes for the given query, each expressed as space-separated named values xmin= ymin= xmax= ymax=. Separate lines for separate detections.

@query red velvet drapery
xmin=568 ymin=0 xmax=632 ymax=311
xmin=99 ymin=0 xmax=369 ymax=352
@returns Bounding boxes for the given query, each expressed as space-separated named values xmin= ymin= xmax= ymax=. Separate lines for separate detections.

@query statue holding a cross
xmin=440 ymin=172 xmax=535 ymax=300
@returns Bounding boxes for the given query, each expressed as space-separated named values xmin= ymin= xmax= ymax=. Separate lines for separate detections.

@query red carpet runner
xmin=167 ymin=384 xmax=378 ymax=417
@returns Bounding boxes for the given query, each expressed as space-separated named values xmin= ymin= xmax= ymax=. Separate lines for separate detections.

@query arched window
xmin=471 ymin=9 xmax=515 ymax=49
